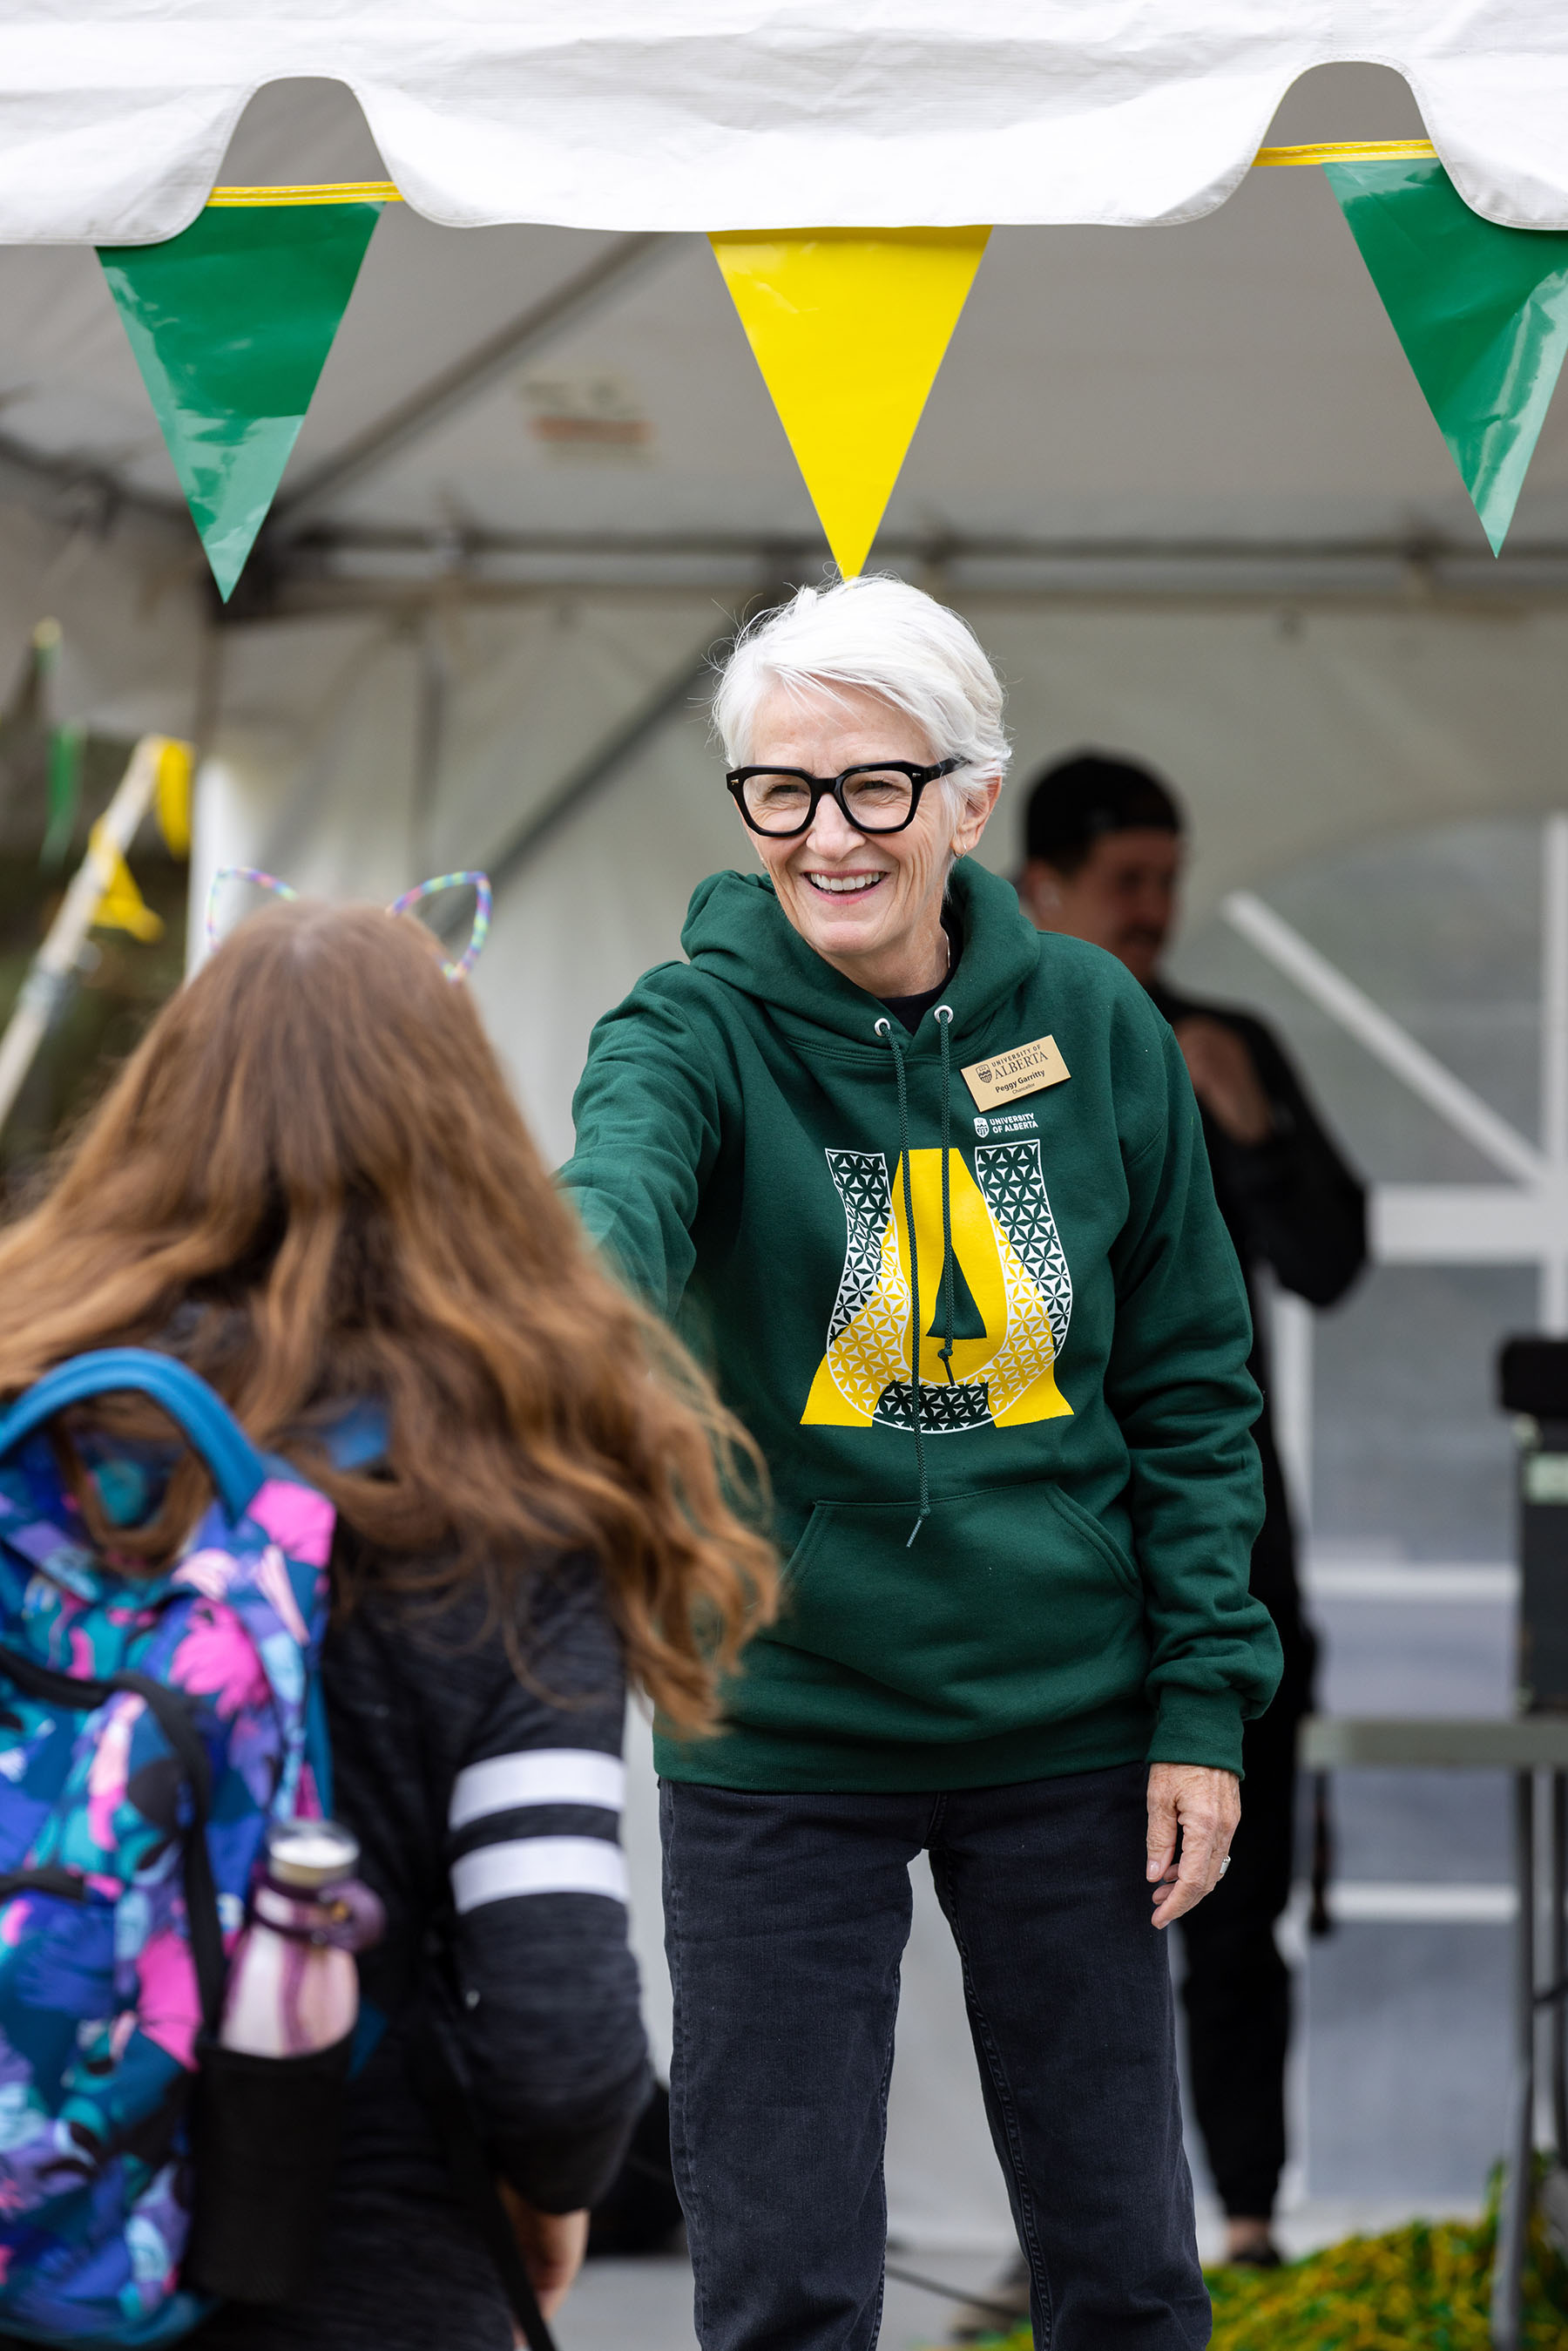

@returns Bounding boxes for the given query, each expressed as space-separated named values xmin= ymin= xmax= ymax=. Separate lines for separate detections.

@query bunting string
xmin=206 ymin=182 xmax=402 ymax=207
xmin=1254 ymin=140 xmax=1436 ymax=167
xmin=112 ymin=132 xmax=1552 ymax=604
xmin=199 ymin=145 xmax=1440 ymax=208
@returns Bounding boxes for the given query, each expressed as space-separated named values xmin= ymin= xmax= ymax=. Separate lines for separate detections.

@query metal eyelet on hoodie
xmin=875 ymin=1006 xmax=959 ymax=1548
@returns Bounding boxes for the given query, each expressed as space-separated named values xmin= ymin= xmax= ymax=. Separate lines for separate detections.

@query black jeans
xmin=662 ymin=1763 xmax=1209 ymax=2351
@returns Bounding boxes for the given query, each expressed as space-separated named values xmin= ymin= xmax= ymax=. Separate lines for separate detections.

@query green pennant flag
xmin=99 ymin=203 xmax=382 ymax=600
xmin=1324 ymin=158 xmax=1568 ymax=555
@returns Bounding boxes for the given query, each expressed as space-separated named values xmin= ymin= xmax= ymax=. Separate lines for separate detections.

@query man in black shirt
xmin=1017 ymin=750 xmax=1365 ymax=2267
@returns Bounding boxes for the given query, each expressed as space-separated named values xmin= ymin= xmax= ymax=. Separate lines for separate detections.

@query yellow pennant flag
xmin=711 ymin=227 xmax=990 ymax=578
xmin=88 ymin=823 xmax=164 ymax=943
xmin=153 ymin=737 xmax=193 ymax=857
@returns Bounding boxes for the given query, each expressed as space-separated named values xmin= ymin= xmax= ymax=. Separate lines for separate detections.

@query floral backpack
xmin=0 ymin=1348 xmax=335 ymax=2346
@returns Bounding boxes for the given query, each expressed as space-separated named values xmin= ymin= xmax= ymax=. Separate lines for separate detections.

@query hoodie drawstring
xmin=875 ymin=1018 xmax=928 ymax=1543
xmin=935 ymin=1005 xmax=956 ymax=1385
xmin=875 ymin=1006 xmax=958 ymax=1548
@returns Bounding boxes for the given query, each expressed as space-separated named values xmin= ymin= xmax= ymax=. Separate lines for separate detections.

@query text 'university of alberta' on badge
xmin=961 ymin=1034 xmax=1071 ymax=1113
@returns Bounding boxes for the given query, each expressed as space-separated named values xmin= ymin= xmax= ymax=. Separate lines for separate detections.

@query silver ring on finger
xmin=1218 ymin=1856 xmax=1231 ymax=1876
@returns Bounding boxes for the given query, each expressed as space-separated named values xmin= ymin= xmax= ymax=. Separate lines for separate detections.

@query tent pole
xmin=483 ymin=579 xmax=792 ymax=891
xmin=251 ymin=527 xmax=1568 ymax=609
xmin=0 ymin=735 xmax=163 ymax=1142
xmin=484 ymin=640 xmax=724 ymax=891
xmin=267 ymin=233 xmax=674 ymax=542
xmin=1223 ymin=889 xmax=1546 ymax=1188
xmin=0 ymin=423 xmax=183 ymax=541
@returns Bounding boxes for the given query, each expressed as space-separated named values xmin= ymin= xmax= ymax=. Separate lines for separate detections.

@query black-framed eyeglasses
xmin=727 ymin=757 xmax=966 ymax=838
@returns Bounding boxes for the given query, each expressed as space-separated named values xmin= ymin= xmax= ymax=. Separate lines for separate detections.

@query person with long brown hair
xmin=0 ymin=891 xmax=774 ymax=2351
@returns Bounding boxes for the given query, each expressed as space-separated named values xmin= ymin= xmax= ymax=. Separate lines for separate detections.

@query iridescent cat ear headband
xmin=205 ymin=868 xmax=492 ymax=982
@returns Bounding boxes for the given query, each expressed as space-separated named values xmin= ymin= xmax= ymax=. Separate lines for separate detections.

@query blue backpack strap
xmin=0 ymin=1348 xmax=267 ymax=1525
xmin=297 ymin=1400 xmax=388 ymax=1826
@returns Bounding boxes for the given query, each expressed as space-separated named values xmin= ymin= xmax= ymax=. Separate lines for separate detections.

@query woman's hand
xmin=499 ymin=2186 xmax=590 ymax=2327
xmin=1146 ymin=1763 xmax=1240 ymax=1928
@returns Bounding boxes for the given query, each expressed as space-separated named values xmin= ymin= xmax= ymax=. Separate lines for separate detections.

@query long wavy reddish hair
xmin=0 ymin=898 xmax=774 ymax=1733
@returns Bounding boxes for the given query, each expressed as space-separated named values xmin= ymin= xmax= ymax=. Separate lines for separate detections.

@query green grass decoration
xmin=939 ymin=2203 xmax=1568 ymax=2349
xmin=41 ymin=723 xmax=84 ymax=873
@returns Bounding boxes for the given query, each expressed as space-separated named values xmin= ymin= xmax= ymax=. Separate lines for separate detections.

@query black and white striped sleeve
xmin=446 ymin=1558 xmax=650 ymax=2212
xmin=449 ymin=1745 xmax=628 ymax=1912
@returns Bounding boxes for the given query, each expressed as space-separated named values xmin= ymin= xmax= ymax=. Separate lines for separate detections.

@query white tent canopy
xmin=8 ymin=6 xmax=1568 ymax=239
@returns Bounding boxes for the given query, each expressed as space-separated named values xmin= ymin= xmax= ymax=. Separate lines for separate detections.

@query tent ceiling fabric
xmin=5 ymin=7 xmax=1568 ymax=242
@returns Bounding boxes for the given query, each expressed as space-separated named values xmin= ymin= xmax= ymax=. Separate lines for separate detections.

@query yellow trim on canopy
xmin=206 ymin=181 xmax=402 ymax=207
xmin=1253 ymin=139 xmax=1437 ymax=167
xmin=198 ymin=144 xmax=1435 ymax=210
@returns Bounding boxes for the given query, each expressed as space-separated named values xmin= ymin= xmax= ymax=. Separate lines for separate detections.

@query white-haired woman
xmin=561 ymin=578 xmax=1281 ymax=2350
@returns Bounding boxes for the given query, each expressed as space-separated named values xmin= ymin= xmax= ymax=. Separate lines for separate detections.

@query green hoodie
xmin=562 ymin=857 xmax=1281 ymax=1792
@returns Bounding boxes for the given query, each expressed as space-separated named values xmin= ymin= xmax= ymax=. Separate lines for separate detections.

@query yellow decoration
xmin=1253 ymin=139 xmax=1436 ymax=167
xmin=710 ymin=227 xmax=990 ymax=578
xmin=153 ymin=737 xmax=193 ymax=857
xmin=206 ymin=182 xmax=402 ymax=207
xmin=88 ymin=824 xmax=163 ymax=943
xmin=802 ymin=1147 xmax=1071 ymax=1430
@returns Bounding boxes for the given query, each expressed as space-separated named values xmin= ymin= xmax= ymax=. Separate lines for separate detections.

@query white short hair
xmin=712 ymin=576 xmax=1010 ymax=817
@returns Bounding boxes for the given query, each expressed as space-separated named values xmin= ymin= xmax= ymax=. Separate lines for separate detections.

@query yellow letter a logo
xmin=801 ymin=1145 xmax=1072 ymax=1432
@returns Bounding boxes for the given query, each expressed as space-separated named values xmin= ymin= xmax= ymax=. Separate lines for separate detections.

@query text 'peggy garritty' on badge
xmin=961 ymin=1034 xmax=1071 ymax=1113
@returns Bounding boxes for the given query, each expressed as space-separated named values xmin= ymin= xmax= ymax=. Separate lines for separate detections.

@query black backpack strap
xmin=0 ymin=1643 xmax=226 ymax=2035
xmin=407 ymin=2004 xmax=561 ymax=2351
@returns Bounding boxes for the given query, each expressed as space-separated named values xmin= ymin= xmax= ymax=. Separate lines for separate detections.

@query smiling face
xmin=739 ymin=682 xmax=999 ymax=1000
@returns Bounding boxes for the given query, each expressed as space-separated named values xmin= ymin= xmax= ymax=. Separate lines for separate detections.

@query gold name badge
xmin=961 ymin=1033 xmax=1071 ymax=1112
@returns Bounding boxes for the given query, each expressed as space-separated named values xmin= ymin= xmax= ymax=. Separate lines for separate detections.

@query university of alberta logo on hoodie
xmin=801 ymin=1138 xmax=1073 ymax=1431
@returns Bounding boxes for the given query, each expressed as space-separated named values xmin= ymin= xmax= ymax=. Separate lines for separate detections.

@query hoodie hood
xmin=679 ymin=857 xmax=1044 ymax=1048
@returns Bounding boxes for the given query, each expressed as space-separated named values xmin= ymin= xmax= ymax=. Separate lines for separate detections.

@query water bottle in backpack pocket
xmin=186 ymin=1819 xmax=383 ymax=2307
xmin=0 ymin=1348 xmax=361 ymax=2344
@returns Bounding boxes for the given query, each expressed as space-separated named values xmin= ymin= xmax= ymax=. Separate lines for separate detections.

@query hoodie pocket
xmin=735 ymin=1478 xmax=1150 ymax=1746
